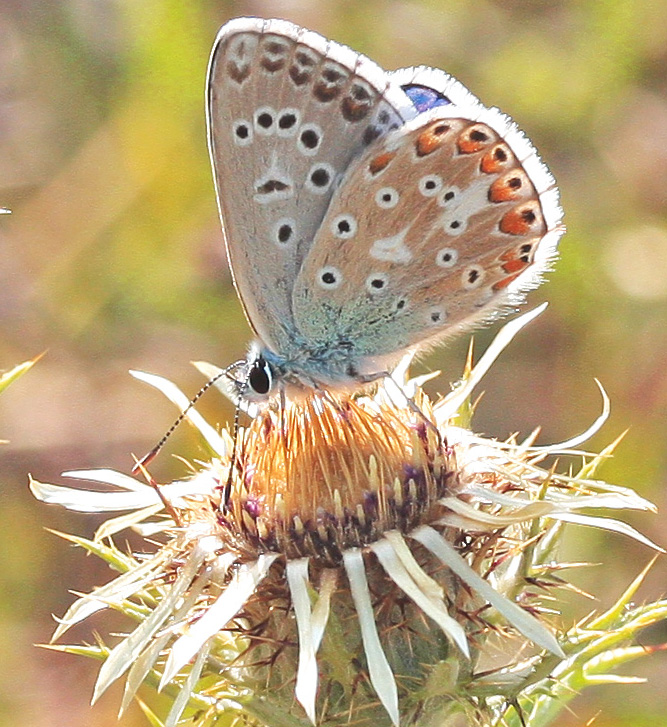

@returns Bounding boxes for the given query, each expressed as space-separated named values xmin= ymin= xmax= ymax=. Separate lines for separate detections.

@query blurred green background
xmin=1 ymin=0 xmax=665 ymax=724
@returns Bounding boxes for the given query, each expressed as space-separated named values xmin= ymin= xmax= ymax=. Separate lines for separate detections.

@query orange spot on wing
xmin=493 ymin=272 xmax=523 ymax=290
xmin=416 ymin=122 xmax=451 ymax=156
xmin=499 ymin=247 xmax=532 ymax=275
xmin=457 ymin=124 xmax=495 ymax=154
xmin=501 ymin=257 xmax=529 ymax=274
xmin=489 ymin=170 xmax=530 ymax=203
xmin=368 ymin=151 xmax=396 ymax=175
xmin=480 ymin=143 xmax=512 ymax=173
xmin=499 ymin=203 xmax=542 ymax=235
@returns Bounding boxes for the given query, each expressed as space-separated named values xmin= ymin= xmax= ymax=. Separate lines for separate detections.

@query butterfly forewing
xmin=292 ymin=110 xmax=562 ymax=359
xmin=207 ymin=18 xmax=414 ymax=352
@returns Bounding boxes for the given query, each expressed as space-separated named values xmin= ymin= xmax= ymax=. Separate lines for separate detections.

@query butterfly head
xmin=239 ymin=342 xmax=394 ymax=405
xmin=239 ymin=344 xmax=322 ymax=403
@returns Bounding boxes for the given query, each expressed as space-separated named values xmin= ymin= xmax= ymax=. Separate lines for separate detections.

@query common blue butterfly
xmin=207 ymin=18 xmax=563 ymax=403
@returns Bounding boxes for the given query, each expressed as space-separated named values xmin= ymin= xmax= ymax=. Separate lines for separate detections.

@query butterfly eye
xmin=247 ymin=356 xmax=274 ymax=396
xmin=416 ymin=121 xmax=451 ymax=156
xmin=289 ymin=47 xmax=318 ymax=86
xmin=499 ymin=202 xmax=543 ymax=236
xmin=376 ymin=108 xmax=391 ymax=126
xmin=224 ymin=31 xmax=257 ymax=84
xmin=342 ymin=79 xmax=375 ymax=122
xmin=314 ymin=61 xmax=347 ymax=102
xmin=480 ymin=143 xmax=513 ymax=174
xmin=519 ymin=242 xmax=535 ymax=261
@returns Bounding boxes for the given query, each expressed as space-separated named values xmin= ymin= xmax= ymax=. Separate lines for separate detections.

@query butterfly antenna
xmin=132 ymin=360 xmax=244 ymax=474
xmin=222 ymin=373 xmax=248 ymax=509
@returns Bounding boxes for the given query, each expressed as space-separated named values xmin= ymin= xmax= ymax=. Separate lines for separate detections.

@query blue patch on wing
xmin=403 ymin=84 xmax=451 ymax=113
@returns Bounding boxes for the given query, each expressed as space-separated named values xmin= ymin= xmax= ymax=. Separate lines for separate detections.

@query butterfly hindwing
xmin=292 ymin=105 xmax=562 ymax=361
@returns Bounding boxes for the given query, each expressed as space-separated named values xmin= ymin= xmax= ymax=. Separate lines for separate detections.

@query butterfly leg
xmin=278 ymin=386 xmax=293 ymax=492
xmin=222 ymin=400 xmax=243 ymax=511
xmin=279 ymin=386 xmax=288 ymax=441
xmin=222 ymin=361 xmax=254 ymax=510
xmin=379 ymin=373 xmax=444 ymax=450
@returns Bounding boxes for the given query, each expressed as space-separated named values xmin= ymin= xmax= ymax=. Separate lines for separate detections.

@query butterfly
xmin=207 ymin=17 xmax=563 ymax=404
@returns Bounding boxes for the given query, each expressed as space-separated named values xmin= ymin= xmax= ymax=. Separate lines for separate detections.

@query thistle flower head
xmin=219 ymin=388 xmax=456 ymax=561
xmin=31 ymin=308 xmax=663 ymax=727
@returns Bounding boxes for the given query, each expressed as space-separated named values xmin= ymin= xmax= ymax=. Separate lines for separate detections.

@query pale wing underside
xmin=292 ymin=109 xmax=563 ymax=358
xmin=207 ymin=18 xmax=414 ymax=351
